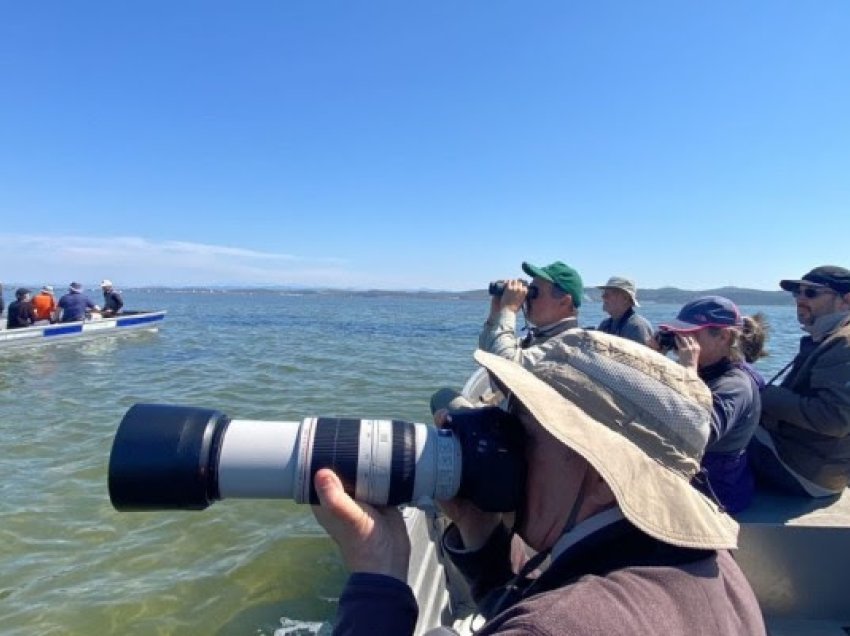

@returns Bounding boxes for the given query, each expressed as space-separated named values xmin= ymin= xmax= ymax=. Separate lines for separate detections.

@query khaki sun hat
xmin=473 ymin=329 xmax=738 ymax=550
xmin=596 ymin=276 xmax=640 ymax=307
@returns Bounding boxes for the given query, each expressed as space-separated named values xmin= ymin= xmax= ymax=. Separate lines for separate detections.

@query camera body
xmin=655 ymin=330 xmax=678 ymax=351
xmin=445 ymin=407 xmax=526 ymax=511
xmin=108 ymin=403 xmax=527 ymax=514
xmin=488 ymin=280 xmax=538 ymax=300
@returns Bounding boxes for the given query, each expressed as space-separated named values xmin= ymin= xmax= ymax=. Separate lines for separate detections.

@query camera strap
xmin=487 ymin=466 xmax=589 ymax=620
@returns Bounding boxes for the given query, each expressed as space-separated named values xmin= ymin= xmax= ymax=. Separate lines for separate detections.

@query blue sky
xmin=1 ymin=2 xmax=848 ymax=291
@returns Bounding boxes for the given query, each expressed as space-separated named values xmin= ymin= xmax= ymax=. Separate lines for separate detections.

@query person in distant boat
xmin=58 ymin=282 xmax=100 ymax=323
xmin=7 ymin=288 xmax=38 ymax=329
xmin=312 ymin=333 xmax=766 ymax=636
xmin=100 ymin=279 xmax=124 ymax=317
xmin=749 ymin=265 xmax=850 ymax=498
xmin=595 ymin=276 xmax=653 ymax=345
xmin=32 ymin=285 xmax=58 ymax=324
xmin=656 ymin=296 xmax=767 ymax=513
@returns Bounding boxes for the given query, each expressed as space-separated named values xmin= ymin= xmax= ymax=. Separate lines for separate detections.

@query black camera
xmin=108 ymin=404 xmax=527 ymax=514
xmin=488 ymin=280 xmax=538 ymax=300
xmin=655 ymin=330 xmax=678 ymax=351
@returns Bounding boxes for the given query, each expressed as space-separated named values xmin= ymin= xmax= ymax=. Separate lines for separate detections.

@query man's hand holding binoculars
xmin=489 ymin=279 xmax=530 ymax=315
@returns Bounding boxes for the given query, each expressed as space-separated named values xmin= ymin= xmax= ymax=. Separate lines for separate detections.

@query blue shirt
xmin=58 ymin=291 xmax=97 ymax=322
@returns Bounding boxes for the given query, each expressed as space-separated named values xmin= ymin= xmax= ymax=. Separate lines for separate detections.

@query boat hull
xmin=0 ymin=310 xmax=166 ymax=351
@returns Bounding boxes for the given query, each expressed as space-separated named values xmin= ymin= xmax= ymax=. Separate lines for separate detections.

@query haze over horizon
xmin=2 ymin=3 xmax=848 ymax=291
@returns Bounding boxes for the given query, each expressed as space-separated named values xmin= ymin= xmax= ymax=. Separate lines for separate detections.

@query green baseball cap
xmin=522 ymin=261 xmax=584 ymax=307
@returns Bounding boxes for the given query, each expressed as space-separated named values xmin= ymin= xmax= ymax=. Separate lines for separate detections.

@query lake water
xmin=0 ymin=291 xmax=802 ymax=635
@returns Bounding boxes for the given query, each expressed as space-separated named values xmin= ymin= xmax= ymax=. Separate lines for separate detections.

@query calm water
xmin=0 ymin=291 xmax=800 ymax=635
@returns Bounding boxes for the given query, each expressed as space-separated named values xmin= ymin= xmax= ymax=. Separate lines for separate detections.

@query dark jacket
xmin=102 ymin=288 xmax=124 ymax=313
xmin=7 ymin=299 xmax=37 ymax=329
xmin=331 ymin=519 xmax=765 ymax=636
xmin=760 ymin=314 xmax=850 ymax=490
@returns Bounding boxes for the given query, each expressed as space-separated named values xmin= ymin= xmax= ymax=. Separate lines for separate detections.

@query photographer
xmin=656 ymin=296 xmax=768 ymax=513
xmin=313 ymin=331 xmax=765 ymax=635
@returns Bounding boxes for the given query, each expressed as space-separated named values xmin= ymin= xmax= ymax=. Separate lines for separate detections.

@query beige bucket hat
xmin=596 ymin=276 xmax=640 ymax=307
xmin=474 ymin=329 xmax=738 ymax=549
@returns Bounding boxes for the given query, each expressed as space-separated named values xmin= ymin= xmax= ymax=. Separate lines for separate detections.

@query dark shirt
xmin=7 ymin=300 xmax=37 ymax=329
xmin=58 ymin=292 xmax=97 ymax=323
xmin=102 ymin=289 xmax=124 ymax=313
xmin=696 ymin=358 xmax=761 ymax=512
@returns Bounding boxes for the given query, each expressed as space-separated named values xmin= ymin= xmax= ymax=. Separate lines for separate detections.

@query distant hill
xmin=594 ymin=286 xmax=789 ymax=306
xmin=129 ymin=285 xmax=790 ymax=305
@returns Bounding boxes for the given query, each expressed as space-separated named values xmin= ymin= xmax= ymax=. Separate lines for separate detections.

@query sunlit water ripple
xmin=0 ymin=291 xmax=798 ymax=634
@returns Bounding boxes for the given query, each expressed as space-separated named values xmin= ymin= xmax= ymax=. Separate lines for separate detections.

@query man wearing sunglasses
xmin=749 ymin=265 xmax=850 ymax=497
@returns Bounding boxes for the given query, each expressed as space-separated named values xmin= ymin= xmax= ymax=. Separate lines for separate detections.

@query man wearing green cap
xmin=479 ymin=261 xmax=583 ymax=362
xmin=429 ymin=261 xmax=583 ymax=416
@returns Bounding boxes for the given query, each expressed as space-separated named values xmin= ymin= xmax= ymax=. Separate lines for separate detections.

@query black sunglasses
xmin=792 ymin=286 xmax=836 ymax=299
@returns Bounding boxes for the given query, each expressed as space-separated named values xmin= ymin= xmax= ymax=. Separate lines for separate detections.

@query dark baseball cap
xmin=779 ymin=265 xmax=850 ymax=295
xmin=522 ymin=261 xmax=584 ymax=307
xmin=659 ymin=296 xmax=743 ymax=332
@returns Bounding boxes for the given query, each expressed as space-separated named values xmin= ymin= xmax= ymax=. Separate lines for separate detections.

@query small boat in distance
xmin=0 ymin=310 xmax=167 ymax=351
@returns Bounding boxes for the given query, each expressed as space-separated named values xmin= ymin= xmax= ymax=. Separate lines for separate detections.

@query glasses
xmin=526 ymin=285 xmax=540 ymax=300
xmin=792 ymin=286 xmax=836 ymax=300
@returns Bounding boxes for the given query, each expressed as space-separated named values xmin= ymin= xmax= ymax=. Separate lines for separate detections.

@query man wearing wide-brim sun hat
xmin=750 ymin=265 xmax=850 ymax=498
xmin=595 ymin=275 xmax=653 ymax=346
xmin=312 ymin=330 xmax=766 ymax=635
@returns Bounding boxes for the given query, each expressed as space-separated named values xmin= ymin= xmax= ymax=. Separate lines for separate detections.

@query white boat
xmin=402 ymin=367 xmax=850 ymax=636
xmin=0 ymin=310 xmax=167 ymax=351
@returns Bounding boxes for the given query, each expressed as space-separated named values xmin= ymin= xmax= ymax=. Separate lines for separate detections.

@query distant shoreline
xmin=117 ymin=285 xmax=792 ymax=306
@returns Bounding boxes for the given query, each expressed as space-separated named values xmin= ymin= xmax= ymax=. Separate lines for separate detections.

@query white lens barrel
xmin=217 ymin=419 xmax=303 ymax=499
xmin=216 ymin=417 xmax=462 ymax=508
